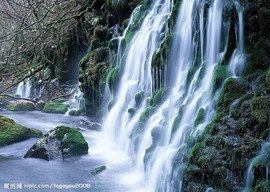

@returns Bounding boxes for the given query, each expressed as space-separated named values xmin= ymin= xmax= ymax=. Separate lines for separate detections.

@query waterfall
xmin=135 ymin=1 xmax=232 ymax=191
xmin=16 ymin=81 xmax=32 ymax=98
xmin=228 ymin=0 xmax=246 ymax=77
xmin=66 ymin=84 xmax=85 ymax=115
xmin=103 ymin=0 xmax=172 ymax=153
xmin=101 ymin=0 xmax=246 ymax=191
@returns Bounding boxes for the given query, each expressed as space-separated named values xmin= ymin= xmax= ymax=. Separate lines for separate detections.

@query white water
xmin=101 ymin=0 xmax=172 ymax=190
xmin=228 ymin=0 xmax=246 ymax=77
xmin=102 ymin=0 xmax=172 ymax=152
xmin=100 ymin=0 xmax=246 ymax=191
xmin=66 ymin=84 xmax=85 ymax=115
xmin=244 ymin=142 xmax=270 ymax=191
xmin=16 ymin=81 xmax=32 ymax=98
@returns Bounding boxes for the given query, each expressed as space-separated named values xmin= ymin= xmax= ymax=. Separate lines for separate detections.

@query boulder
xmin=0 ymin=115 xmax=42 ymax=147
xmin=42 ymin=102 xmax=68 ymax=114
xmin=6 ymin=101 xmax=35 ymax=111
xmin=24 ymin=126 xmax=88 ymax=160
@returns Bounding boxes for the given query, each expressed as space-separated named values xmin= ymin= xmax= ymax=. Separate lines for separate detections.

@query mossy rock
xmin=212 ymin=65 xmax=228 ymax=93
xmin=24 ymin=126 xmax=88 ymax=160
xmin=217 ymin=78 xmax=249 ymax=111
xmin=0 ymin=115 xmax=42 ymax=147
xmin=149 ymin=88 xmax=167 ymax=107
xmin=251 ymin=96 xmax=270 ymax=123
xmin=42 ymin=102 xmax=68 ymax=114
xmin=68 ymin=109 xmax=83 ymax=116
xmin=108 ymin=66 xmax=121 ymax=92
xmin=6 ymin=101 xmax=35 ymax=111
xmin=35 ymin=102 xmax=46 ymax=111
xmin=194 ymin=108 xmax=206 ymax=127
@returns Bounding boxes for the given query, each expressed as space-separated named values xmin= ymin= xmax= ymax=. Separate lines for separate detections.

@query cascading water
xmin=66 ymin=84 xmax=85 ymax=114
xmin=228 ymin=0 xmax=246 ymax=77
xmin=101 ymin=0 xmax=246 ymax=191
xmin=16 ymin=81 xmax=32 ymax=98
xmin=103 ymin=0 xmax=172 ymax=153
xmin=134 ymin=0 xmax=233 ymax=191
xmin=244 ymin=141 xmax=270 ymax=192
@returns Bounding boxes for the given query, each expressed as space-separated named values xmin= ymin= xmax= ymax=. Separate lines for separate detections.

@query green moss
xmin=42 ymin=102 xmax=68 ymax=114
xmin=266 ymin=68 xmax=270 ymax=84
xmin=108 ymin=66 xmax=121 ymax=92
xmin=217 ymin=78 xmax=247 ymax=112
xmin=6 ymin=101 xmax=35 ymax=111
xmin=212 ymin=65 xmax=228 ymax=93
xmin=51 ymin=126 xmax=88 ymax=156
xmin=254 ymin=180 xmax=270 ymax=192
xmin=251 ymin=96 xmax=270 ymax=123
xmin=124 ymin=31 xmax=135 ymax=44
xmin=188 ymin=142 xmax=203 ymax=161
xmin=149 ymin=88 xmax=167 ymax=107
xmin=35 ymin=102 xmax=46 ymax=111
xmin=194 ymin=108 xmax=206 ymax=127
xmin=0 ymin=115 xmax=42 ymax=147
xmin=140 ymin=106 xmax=156 ymax=123
xmin=171 ymin=106 xmax=184 ymax=137
xmin=93 ymin=48 xmax=108 ymax=63
xmin=68 ymin=109 xmax=83 ymax=116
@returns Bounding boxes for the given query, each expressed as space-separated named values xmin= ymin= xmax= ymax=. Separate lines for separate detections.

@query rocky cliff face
xmin=77 ymin=0 xmax=143 ymax=118
xmin=183 ymin=1 xmax=270 ymax=191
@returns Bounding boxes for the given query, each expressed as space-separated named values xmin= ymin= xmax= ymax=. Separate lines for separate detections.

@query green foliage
xmin=139 ymin=88 xmax=167 ymax=123
xmin=188 ymin=142 xmax=203 ymax=161
xmin=124 ymin=31 xmax=135 ymax=44
xmin=217 ymin=78 xmax=247 ymax=111
xmin=0 ymin=115 xmax=42 ymax=147
xmin=42 ymin=102 xmax=68 ymax=114
xmin=171 ymin=106 xmax=184 ymax=137
xmin=152 ymin=34 xmax=173 ymax=67
xmin=251 ymin=96 xmax=270 ymax=123
xmin=149 ymin=88 xmax=167 ymax=107
xmin=108 ymin=66 xmax=121 ymax=92
xmin=6 ymin=101 xmax=35 ymax=111
xmin=194 ymin=108 xmax=206 ymax=127
xmin=93 ymin=48 xmax=108 ymax=63
xmin=212 ymin=65 xmax=228 ymax=93
xmin=140 ymin=106 xmax=156 ymax=123
xmin=266 ymin=67 xmax=270 ymax=84
xmin=254 ymin=180 xmax=270 ymax=192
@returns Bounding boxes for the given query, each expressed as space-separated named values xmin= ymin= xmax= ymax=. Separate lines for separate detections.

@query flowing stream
xmin=0 ymin=111 xmax=140 ymax=192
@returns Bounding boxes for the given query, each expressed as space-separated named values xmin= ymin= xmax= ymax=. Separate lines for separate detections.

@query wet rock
xmin=6 ymin=101 xmax=35 ymax=111
xmin=0 ymin=115 xmax=42 ymax=147
xmin=24 ymin=126 xmax=88 ymax=161
xmin=42 ymin=102 xmax=68 ymax=114
xmin=90 ymin=165 xmax=107 ymax=176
